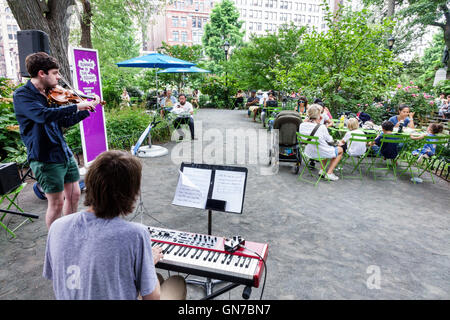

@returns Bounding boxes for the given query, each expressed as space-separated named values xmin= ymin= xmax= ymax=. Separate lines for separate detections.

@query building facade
xmin=146 ymin=0 xmax=215 ymax=51
xmin=147 ymin=0 xmax=345 ymax=48
xmin=0 ymin=0 xmax=20 ymax=83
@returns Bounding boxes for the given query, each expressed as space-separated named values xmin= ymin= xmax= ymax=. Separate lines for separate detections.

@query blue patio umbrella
xmin=116 ymin=52 xmax=195 ymax=69
xmin=116 ymin=52 xmax=196 ymax=95
xmin=156 ymin=66 xmax=211 ymax=74
xmin=157 ymin=66 xmax=211 ymax=91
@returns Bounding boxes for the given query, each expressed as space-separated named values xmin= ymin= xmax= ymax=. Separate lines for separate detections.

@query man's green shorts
xmin=30 ymin=156 xmax=80 ymax=194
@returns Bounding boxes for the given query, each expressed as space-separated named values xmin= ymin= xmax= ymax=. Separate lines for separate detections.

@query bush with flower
xmin=389 ymin=82 xmax=437 ymax=121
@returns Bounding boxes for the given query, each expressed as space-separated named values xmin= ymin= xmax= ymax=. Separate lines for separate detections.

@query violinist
xmin=13 ymin=52 xmax=100 ymax=229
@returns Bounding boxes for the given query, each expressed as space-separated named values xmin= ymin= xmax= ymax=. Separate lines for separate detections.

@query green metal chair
xmin=402 ymin=135 xmax=450 ymax=184
xmin=339 ymin=132 xmax=377 ymax=180
xmin=296 ymin=132 xmax=332 ymax=186
xmin=0 ymin=182 xmax=34 ymax=238
xmin=265 ymin=105 xmax=283 ymax=129
xmin=369 ymin=134 xmax=409 ymax=181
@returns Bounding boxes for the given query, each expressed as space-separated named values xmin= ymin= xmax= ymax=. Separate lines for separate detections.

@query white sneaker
xmin=325 ymin=173 xmax=339 ymax=181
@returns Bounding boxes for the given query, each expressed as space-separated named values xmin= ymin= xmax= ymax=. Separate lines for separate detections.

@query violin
xmin=48 ymin=85 xmax=106 ymax=107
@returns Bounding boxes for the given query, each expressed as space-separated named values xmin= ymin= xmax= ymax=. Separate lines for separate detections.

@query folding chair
xmin=340 ymin=132 xmax=377 ymax=180
xmin=296 ymin=132 xmax=332 ymax=186
xmin=0 ymin=182 xmax=36 ymax=238
xmin=405 ymin=135 xmax=450 ymax=184
xmin=369 ymin=134 xmax=408 ymax=181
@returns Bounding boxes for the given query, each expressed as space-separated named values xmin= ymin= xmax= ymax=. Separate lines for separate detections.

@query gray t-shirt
xmin=43 ymin=211 xmax=157 ymax=300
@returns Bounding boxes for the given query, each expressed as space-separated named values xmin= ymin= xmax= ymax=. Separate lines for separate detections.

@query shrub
xmin=389 ymin=82 xmax=437 ymax=122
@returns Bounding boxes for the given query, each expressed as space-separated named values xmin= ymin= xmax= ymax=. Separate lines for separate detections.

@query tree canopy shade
xmin=202 ymin=0 xmax=244 ymax=66
xmin=6 ymin=0 xmax=75 ymax=83
xmin=272 ymin=3 xmax=401 ymax=114
xmin=227 ymin=23 xmax=308 ymax=91
xmin=363 ymin=0 xmax=450 ymax=78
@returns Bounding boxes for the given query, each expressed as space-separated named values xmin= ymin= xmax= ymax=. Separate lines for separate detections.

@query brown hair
xmin=25 ymin=52 xmax=59 ymax=78
xmin=430 ymin=123 xmax=444 ymax=134
xmin=84 ymin=150 xmax=142 ymax=219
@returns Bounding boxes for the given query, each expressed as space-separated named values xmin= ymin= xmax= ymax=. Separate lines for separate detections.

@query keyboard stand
xmin=186 ymin=209 xmax=227 ymax=298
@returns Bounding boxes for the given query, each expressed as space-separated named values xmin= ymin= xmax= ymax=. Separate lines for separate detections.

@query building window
xmin=173 ymin=31 xmax=179 ymax=42
xmin=192 ymin=17 xmax=196 ymax=27
xmin=181 ymin=17 xmax=187 ymax=27
xmin=172 ymin=16 xmax=179 ymax=27
xmin=181 ymin=31 xmax=188 ymax=42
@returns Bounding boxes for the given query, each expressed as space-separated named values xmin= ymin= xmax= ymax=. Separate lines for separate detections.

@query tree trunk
xmin=80 ymin=0 xmax=93 ymax=48
xmin=6 ymin=0 xmax=75 ymax=84
xmin=386 ymin=0 xmax=395 ymax=17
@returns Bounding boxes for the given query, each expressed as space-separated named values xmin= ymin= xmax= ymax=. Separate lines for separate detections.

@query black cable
xmin=239 ymin=244 xmax=267 ymax=300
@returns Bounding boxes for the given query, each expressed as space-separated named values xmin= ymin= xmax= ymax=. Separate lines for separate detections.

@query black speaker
xmin=17 ymin=29 xmax=50 ymax=77
xmin=0 ymin=163 xmax=21 ymax=196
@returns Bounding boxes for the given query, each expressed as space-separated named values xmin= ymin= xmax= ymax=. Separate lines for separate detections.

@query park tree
xmin=6 ymin=0 xmax=75 ymax=83
xmin=275 ymin=2 xmax=401 ymax=115
xmin=228 ymin=23 xmax=308 ymax=92
xmin=363 ymin=0 xmax=450 ymax=79
xmin=202 ymin=0 xmax=244 ymax=71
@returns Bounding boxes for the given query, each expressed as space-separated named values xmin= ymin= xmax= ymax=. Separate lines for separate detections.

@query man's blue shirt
xmin=13 ymin=80 xmax=90 ymax=163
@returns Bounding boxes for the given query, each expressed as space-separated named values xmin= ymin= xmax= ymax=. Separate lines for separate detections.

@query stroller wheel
xmin=293 ymin=163 xmax=300 ymax=174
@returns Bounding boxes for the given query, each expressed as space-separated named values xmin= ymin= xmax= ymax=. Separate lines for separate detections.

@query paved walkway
xmin=1 ymin=108 xmax=449 ymax=300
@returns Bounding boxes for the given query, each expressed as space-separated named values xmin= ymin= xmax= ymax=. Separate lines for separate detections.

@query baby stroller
xmin=269 ymin=110 xmax=302 ymax=173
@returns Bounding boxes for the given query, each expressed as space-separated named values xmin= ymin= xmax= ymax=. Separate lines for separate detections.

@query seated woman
xmin=299 ymin=104 xmax=344 ymax=181
xmin=388 ymin=104 xmax=415 ymax=129
xmin=340 ymin=118 xmax=366 ymax=157
xmin=234 ymin=90 xmax=245 ymax=109
xmin=295 ymin=96 xmax=308 ymax=114
xmin=410 ymin=123 xmax=444 ymax=159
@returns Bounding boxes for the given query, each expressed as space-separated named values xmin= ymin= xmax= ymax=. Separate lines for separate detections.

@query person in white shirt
xmin=299 ymin=104 xmax=343 ymax=181
xmin=340 ymin=118 xmax=367 ymax=156
xmin=172 ymin=93 xmax=194 ymax=141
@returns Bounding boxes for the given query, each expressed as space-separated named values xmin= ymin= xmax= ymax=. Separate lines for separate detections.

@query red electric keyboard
xmin=148 ymin=226 xmax=268 ymax=288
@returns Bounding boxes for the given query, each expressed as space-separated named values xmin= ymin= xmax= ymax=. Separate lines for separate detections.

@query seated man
xmin=43 ymin=150 xmax=187 ymax=300
xmin=160 ymin=89 xmax=177 ymax=118
xmin=172 ymin=93 xmax=195 ymax=141
xmin=246 ymin=90 xmax=260 ymax=121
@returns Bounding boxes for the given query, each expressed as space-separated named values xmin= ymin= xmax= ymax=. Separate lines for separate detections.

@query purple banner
xmin=72 ymin=48 xmax=108 ymax=165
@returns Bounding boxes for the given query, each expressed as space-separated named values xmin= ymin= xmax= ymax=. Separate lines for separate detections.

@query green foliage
xmin=274 ymin=2 xmax=401 ymax=116
xmin=0 ymin=78 xmax=26 ymax=163
xmin=202 ymin=0 xmax=244 ymax=69
xmin=434 ymin=79 xmax=450 ymax=95
xmin=228 ymin=23 xmax=308 ymax=92
xmin=64 ymin=107 xmax=173 ymax=152
xmin=199 ymin=75 xmax=230 ymax=108
xmin=389 ymin=82 xmax=437 ymax=121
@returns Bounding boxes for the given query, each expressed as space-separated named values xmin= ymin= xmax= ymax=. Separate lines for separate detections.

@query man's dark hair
xmin=381 ymin=120 xmax=394 ymax=131
xmin=178 ymin=93 xmax=186 ymax=99
xmin=84 ymin=150 xmax=142 ymax=219
xmin=25 ymin=52 xmax=59 ymax=78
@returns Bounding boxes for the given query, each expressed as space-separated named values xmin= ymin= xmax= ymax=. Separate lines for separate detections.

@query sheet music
xmin=172 ymin=167 xmax=212 ymax=209
xmin=211 ymin=170 xmax=246 ymax=213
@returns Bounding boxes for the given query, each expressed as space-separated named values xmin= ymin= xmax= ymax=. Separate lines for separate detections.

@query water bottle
xmin=339 ymin=115 xmax=345 ymax=128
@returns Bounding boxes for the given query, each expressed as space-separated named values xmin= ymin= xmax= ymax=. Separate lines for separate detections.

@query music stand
xmin=129 ymin=118 xmax=167 ymax=225
xmin=172 ymin=162 xmax=248 ymax=297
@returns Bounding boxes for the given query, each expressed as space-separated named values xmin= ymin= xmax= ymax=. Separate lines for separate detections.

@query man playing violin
xmin=13 ymin=52 xmax=100 ymax=229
